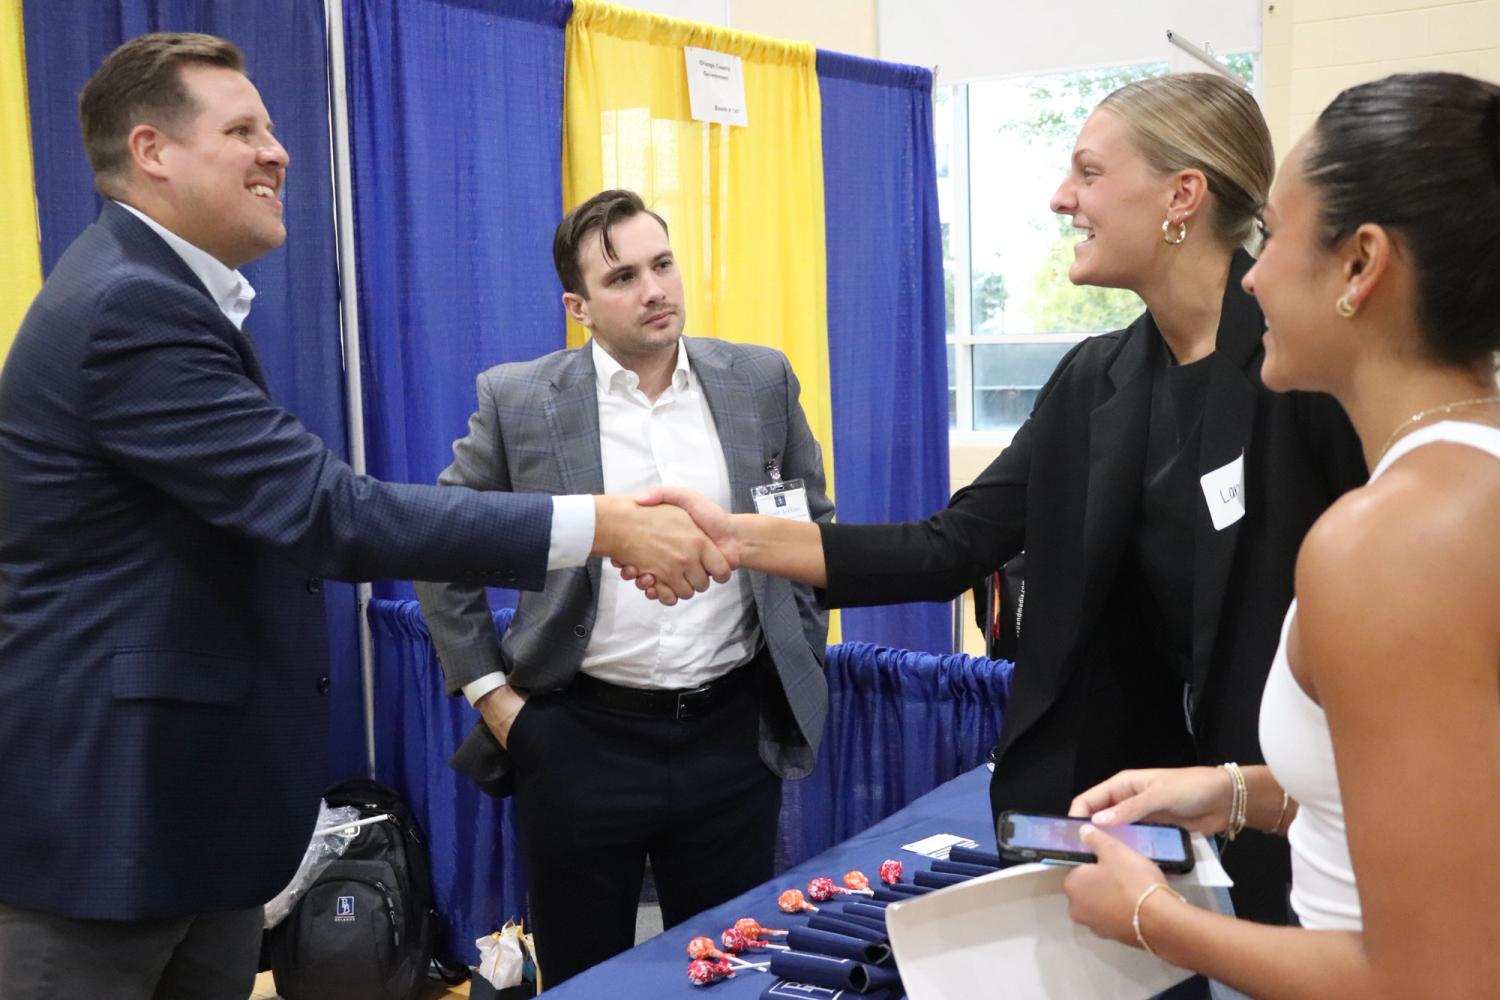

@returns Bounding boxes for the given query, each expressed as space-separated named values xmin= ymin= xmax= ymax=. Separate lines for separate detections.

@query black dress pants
xmin=508 ymin=672 xmax=781 ymax=989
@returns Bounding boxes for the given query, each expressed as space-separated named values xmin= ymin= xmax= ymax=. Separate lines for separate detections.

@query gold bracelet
xmin=1269 ymin=789 xmax=1291 ymax=835
xmin=1220 ymin=762 xmax=1247 ymax=840
xmin=1132 ymin=882 xmax=1186 ymax=958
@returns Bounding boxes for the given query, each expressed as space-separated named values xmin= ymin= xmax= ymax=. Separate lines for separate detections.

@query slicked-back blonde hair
xmin=1099 ymin=73 xmax=1273 ymax=249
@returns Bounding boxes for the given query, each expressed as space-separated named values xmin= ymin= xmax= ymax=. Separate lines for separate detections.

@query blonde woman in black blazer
xmin=628 ymin=74 xmax=1366 ymax=926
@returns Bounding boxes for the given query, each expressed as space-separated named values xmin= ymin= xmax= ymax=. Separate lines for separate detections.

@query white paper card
xmin=900 ymin=833 xmax=979 ymax=860
xmin=887 ymin=860 xmax=1229 ymax=1000
xmin=684 ymin=46 xmax=748 ymax=127
xmin=1200 ymin=452 xmax=1246 ymax=531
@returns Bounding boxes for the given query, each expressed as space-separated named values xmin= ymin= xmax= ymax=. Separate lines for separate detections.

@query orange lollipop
xmin=734 ymin=916 xmax=789 ymax=938
xmin=777 ymin=888 xmax=819 ymax=913
xmin=842 ymin=870 xmax=873 ymax=892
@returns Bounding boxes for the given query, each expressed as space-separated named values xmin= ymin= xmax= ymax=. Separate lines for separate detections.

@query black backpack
xmin=268 ymin=778 xmax=448 ymax=1000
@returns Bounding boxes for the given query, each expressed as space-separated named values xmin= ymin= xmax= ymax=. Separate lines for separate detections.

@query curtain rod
xmin=1165 ymin=29 xmax=1246 ymax=86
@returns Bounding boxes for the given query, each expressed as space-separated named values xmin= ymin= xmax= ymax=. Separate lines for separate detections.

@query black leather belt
xmin=566 ymin=657 xmax=758 ymax=721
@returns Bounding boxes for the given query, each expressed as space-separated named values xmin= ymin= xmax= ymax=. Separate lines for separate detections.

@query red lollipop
xmin=735 ymin=916 xmax=789 ymax=938
xmin=842 ymin=870 xmax=874 ymax=894
xmin=778 ymin=888 xmax=819 ymax=913
xmin=807 ymin=876 xmax=844 ymax=901
xmin=724 ymin=927 xmax=755 ymax=953
xmin=687 ymin=957 xmax=732 ymax=985
xmin=879 ymin=858 xmax=905 ymax=884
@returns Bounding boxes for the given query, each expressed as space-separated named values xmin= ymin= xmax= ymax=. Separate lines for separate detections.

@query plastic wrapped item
xmin=475 ymin=921 xmax=527 ymax=989
xmin=262 ymin=800 xmax=362 ymax=928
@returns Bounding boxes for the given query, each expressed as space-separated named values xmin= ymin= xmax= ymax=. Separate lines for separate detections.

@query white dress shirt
xmin=462 ymin=339 xmax=760 ymax=704
xmin=580 ymin=339 xmax=760 ymax=689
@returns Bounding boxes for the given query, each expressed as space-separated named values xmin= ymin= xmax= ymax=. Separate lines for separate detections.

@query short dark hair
xmin=79 ymin=32 xmax=245 ymax=198
xmin=552 ymin=189 xmax=669 ymax=297
xmin=1305 ymin=72 xmax=1500 ymax=366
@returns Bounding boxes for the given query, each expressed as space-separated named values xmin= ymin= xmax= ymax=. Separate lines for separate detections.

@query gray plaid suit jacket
xmin=416 ymin=336 xmax=833 ymax=795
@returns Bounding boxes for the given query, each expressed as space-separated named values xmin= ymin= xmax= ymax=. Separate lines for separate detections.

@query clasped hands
xmin=592 ymin=486 xmax=736 ymax=606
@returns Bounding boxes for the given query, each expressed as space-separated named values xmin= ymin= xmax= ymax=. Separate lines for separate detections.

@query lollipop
xmin=688 ymin=935 xmax=755 ymax=966
xmin=778 ymin=888 xmax=819 ymax=913
xmin=841 ymin=870 xmax=875 ymax=894
xmin=687 ymin=957 xmax=734 ymax=985
xmin=721 ymin=927 xmax=788 ymax=953
xmin=879 ymin=858 xmax=905 ymax=884
xmin=734 ymin=916 xmax=788 ymax=939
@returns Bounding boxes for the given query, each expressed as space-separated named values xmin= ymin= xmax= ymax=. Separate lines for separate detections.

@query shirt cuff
xmin=548 ymin=494 xmax=595 ymax=570
xmin=462 ymin=672 xmax=508 ymax=707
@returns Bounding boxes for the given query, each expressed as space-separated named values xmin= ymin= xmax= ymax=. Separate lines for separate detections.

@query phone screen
xmin=1007 ymin=814 xmax=1189 ymax=863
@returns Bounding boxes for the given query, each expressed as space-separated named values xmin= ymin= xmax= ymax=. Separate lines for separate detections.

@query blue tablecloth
xmin=542 ymin=765 xmax=1236 ymax=1000
xmin=545 ymin=765 xmax=996 ymax=998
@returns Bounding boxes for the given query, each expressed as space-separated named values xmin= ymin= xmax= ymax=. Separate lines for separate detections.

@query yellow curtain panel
xmin=562 ymin=0 xmax=834 ymax=486
xmin=0 ymin=0 xmax=42 ymax=362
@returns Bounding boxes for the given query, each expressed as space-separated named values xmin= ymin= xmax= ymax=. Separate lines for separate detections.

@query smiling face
xmin=1241 ymin=136 xmax=1351 ymax=393
xmin=562 ymin=211 xmax=685 ymax=365
xmin=1049 ymin=108 xmax=1177 ymax=292
xmin=146 ymin=63 xmax=289 ymax=268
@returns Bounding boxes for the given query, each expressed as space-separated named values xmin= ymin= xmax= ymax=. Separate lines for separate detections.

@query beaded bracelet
xmin=1133 ymin=882 xmax=1186 ymax=958
xmin=1221 ymin=762 xmax=1247 ymax=840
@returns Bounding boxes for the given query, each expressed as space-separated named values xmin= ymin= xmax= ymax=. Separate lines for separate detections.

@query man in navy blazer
xmin=0 ymin=33 xmax=727 ymax=999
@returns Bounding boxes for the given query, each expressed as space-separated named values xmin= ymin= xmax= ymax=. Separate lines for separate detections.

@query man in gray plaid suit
xmin=416 ymin=189 xmax=833 ymax=984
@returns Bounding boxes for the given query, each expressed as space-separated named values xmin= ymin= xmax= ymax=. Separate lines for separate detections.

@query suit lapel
xmin=687 ymin=338 xmax=769 ymax=610
xmin=546 ymin=347 xmax=605 ymax=596
xmin=1189 ymin=252 xmax=1262 ymax=695
xmin=1077 ymin=319 xmax=1154 ymax=631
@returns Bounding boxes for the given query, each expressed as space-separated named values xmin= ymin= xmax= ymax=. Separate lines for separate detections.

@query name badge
xmin=1199 ymin=452 xmax=1246 ymax=531
xmin=752 ymin=478 xmax=811 ymax=521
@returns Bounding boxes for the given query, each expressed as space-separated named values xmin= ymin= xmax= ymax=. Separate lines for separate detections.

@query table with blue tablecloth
xmin=543 ymin=764 xmax=994 ymax=998
xmin=541 ymin=765 xmax=1236 ymax=1000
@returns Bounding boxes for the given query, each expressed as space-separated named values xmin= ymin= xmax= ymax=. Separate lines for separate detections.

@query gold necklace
xmin=1376 ymin=394 xmax=1500 ymax=464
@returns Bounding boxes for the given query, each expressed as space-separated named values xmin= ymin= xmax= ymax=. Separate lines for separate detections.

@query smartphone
xmin=996 ymin=811 xmax=1194 ymax=873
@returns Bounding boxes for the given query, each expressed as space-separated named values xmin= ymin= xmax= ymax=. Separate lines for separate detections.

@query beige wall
xmin=1262 ymin=0 xmax=1500 ymax=158
xmin=729 ymin=0 xmax=879 ymax=57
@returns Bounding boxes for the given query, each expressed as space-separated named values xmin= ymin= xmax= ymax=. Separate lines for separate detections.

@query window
xmin=937 ymin=57 xmax=1255 ymax=437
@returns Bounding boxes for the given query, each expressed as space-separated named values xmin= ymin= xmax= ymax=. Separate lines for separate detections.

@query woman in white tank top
xmin=1060 ymin=71 xmax=1500 ymax=999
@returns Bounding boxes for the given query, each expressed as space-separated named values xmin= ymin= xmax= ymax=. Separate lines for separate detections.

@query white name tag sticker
xmin=684 ymin=46 xmax=748 ymax=127
xmin=1200 ymin=452 xmax=1246 ymax=531
xmin=752 ymin=478 xmax=811 ymax=521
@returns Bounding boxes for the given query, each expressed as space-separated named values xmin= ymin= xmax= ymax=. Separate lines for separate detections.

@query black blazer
xmin=820 ymin=253 xmax=1365 ymax=919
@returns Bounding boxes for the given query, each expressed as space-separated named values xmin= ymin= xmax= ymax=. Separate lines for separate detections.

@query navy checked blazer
xmin=416 ymin=336 xmax=833 ymax=796
xmin=0 ymin=203 xmax=555 ymax=920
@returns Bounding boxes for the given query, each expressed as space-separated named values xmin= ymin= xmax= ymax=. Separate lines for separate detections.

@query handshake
xmin=591 ymin=486 xmax=741 ymax=605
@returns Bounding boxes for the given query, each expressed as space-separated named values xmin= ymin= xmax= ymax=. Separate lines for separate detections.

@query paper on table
xmin=899 ymin=833 xmax=979 ymax=860
xmin=886 ymin=835 xmax=1232 ymax=1000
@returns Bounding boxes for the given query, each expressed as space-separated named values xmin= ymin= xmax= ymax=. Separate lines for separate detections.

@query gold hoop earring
xmin=1335 ymin=292 xmax=1357 ymax=318
xmin=1162 ymin=217 xmax=1187 ymax=245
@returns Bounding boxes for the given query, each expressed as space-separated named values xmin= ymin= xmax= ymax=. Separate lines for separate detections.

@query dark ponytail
xmin=1305 ymin=72 xmax=1500 ymax=366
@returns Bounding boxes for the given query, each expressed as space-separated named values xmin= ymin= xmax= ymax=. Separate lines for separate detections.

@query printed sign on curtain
xmin=684 ymin=45 xmax=748 ymax=126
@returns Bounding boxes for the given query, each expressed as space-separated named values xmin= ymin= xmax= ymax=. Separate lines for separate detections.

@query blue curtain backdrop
xmin=368 ymin=599 xmax=528 ymax=965
xmin=778 ymin=642 xmax=1011 ymax=866
xmin=344 ymin=0 xmax=571 ymax=614
xmin=367 ymin=598 xmax=1011 ymax=965
xmin=817 ymin=51 xmax=953 ymax=655
xmin=22 ymin=0 xmax=363 ymax=778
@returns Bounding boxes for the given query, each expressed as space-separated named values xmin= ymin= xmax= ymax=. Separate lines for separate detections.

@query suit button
xmin=316 ymin=675 xmax=331 ymax=695
xmin=573 ymin=625 xmax=587 ymax=638
xmin=305 ymin=577 xmax=323 ymax=594
xmin=506 ymin=572 xmax=518 ymax=584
